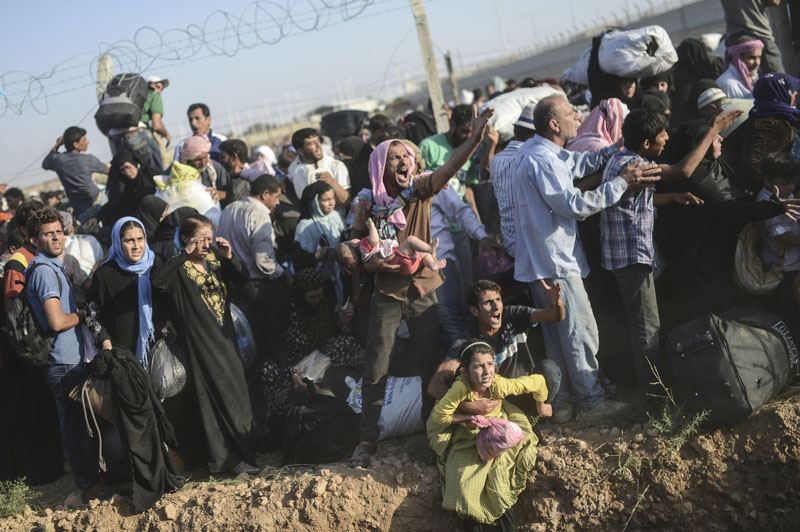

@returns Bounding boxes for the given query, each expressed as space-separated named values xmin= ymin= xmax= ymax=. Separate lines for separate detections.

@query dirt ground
xmin=2 ymin=395 xmax=800 ymax=532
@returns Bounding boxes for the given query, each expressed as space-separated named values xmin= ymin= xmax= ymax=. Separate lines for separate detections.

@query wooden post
xmin=409 ymin=0 xmax=449 ymax=133
xmin=445 ymin=52 xmax=460 ymax=105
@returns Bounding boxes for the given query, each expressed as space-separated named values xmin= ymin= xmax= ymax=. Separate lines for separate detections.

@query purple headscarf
xmin=749 ymin=72 xmax=800 ymax=123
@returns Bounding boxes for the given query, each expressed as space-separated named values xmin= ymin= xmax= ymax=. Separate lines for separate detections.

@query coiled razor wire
xmin=0 ymin=0 xmax=379 ymax=117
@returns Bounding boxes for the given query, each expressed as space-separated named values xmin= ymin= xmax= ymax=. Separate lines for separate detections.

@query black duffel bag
xmin=666 ymin=305 xmax=799 ymax=429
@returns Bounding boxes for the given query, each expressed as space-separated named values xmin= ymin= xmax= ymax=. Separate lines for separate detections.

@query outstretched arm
xmin=430 ymin=106 xmax=494 ymax=193
xmin=658 ymin=110 xmax=742 ymax=180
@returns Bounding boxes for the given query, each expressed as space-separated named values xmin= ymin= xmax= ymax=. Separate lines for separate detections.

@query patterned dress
xmin=256 ymin=269 xmax=364 ymax=415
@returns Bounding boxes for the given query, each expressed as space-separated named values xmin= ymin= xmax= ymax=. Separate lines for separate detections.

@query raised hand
xmin=470 ymin=105 xmax=495 ymax=143
xmin=215 ymin=237 xmax=233 ymax=259
xmin=711 ymin=110 xmax=743 ymax=132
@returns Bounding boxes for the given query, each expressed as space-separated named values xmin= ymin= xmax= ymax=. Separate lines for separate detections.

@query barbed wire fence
xmin=0 ymin=0 xmax=385 ymax=119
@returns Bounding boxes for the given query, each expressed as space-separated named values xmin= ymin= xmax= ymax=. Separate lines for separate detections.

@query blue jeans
xmin=530 ymin=277 xmax=605 ymax=410
xmin=109 ymin=129 xmax=164 ymax=173
xmin=43 ymin=363 xmax=99 ymax=491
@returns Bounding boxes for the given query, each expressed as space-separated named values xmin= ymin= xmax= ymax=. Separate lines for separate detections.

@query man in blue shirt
xmin=512 ymin=95 xmax=660 ymax=423
xmin=173 ymin=103 xmax=227 ymax=164
xmin=26 ymin=207 xmax=109 ymax=495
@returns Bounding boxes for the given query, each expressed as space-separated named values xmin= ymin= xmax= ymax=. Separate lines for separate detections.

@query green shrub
xmin=0 ymin=478 xmax=39 ymax=517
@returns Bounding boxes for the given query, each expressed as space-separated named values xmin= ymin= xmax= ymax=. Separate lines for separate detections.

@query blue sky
xmin=0 ymin=0 xmax=687 ymax=187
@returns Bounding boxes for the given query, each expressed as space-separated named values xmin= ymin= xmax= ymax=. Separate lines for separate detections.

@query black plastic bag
xmin=270 ymin=380 xmax=359 ymax=464
xmin=148 ymin=337 xmax=187 ymax=402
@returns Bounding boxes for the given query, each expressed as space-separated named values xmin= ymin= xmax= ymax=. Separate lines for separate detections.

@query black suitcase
xmin=95 ymin=73 xmax=149 ymax=135
xmin=666 ymin=306 xmax=798 ymax=429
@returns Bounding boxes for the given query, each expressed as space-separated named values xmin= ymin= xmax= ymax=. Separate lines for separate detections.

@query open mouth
xmin=490 ymin=311 xmax=501 ymax=321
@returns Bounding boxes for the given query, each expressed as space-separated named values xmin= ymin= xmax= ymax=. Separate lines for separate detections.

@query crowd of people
xmin=2 ymin=1 xmax=800 ymax=529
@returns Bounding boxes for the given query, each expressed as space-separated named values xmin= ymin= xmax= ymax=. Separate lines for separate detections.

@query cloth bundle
xmin=155 ymin=161 xmax=221 ymax=224
xmin=471 ymin=415 xmax=526 ymax=462
xmin=598 ymin=25 xmax=677 ymax=79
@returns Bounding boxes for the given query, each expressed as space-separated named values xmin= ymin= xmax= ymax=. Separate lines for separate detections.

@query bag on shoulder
xmin=94 ymin=73 xmax=149 ymax=136
xmin=6 ymin=263 xmax=62 ymax=367
xmin=148 ymin=328 xmax=187 ymax=401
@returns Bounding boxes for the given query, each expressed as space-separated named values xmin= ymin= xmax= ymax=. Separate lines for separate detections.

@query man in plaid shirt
xmin=600 ymin=107 xmax=741 ymax=392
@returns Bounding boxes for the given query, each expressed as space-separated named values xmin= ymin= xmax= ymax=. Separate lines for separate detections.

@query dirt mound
xmin=3 ymin=399 xmax=799 ymax=532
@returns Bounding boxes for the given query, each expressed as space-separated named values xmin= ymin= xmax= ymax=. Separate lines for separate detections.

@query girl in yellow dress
xmin=427 ymin=341 xmax=552 ymax=531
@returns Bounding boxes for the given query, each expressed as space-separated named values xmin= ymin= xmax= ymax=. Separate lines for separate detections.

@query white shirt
xmin=717 ymin=64 xmax=756 ymax=100
xmin=64 ymin=234 xmax=104 ymax=277
xmin=288 ymin=154 xmax=350 ymax=200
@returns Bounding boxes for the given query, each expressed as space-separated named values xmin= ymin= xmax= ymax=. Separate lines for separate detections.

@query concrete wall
xmin=437 ymin=0 xmax=725 ymax=98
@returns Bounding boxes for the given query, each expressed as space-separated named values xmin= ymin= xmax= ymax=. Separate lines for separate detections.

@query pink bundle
xmin=471 ymin=415 xmax=526 ymax=462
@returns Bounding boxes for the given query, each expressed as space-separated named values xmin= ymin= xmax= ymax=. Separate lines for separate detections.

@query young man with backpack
xmin=24 ymin=207 xmax=109 ymax=496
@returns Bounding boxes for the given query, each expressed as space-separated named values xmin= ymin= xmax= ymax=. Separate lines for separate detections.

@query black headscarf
xmin=631 ymin=89 xmax=671 ymax=115
xmin=135 ymin=195 xmax=169 ymax=239
xmin=152 ymin=206 xmax=198 ymax=242
xmin=338 ymin=136 xmax=366 ymax=176
xmin=672 ymin=39 xmax=723 ymax=120
xmin=402 ymin=111 xmax=437 ymax=145
xmin=102 ymin=150 xmax=157 ymax=225
xmin=675 ymin=38 xmax=722 ymax=81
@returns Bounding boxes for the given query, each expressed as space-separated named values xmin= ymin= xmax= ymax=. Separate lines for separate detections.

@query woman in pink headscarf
xmin=347 ymin=106 xmax=493 ymax=468
xmin=566 ymin=98 xmax=627 ymax=152
xmin=716 ymin=38 xmax=764 ymax=99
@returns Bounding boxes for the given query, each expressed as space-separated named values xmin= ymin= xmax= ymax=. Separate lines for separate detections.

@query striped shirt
xmin=489 ymin=140 xmax=523 ymax=257
xmin=600 ymin=149 xmax=655 ymax=270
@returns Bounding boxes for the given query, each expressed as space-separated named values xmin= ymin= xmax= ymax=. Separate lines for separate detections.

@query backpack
xmin=94 ymin=74 xmax=149 ymax=136
xmin=6 ymin=263 xmax=62 ymax=367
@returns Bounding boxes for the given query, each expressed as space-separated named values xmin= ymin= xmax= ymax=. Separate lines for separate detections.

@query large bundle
xmin=561 ymin=46 xmax=592 ymax=85
xmin=320 ymin=110 xmax=368 ymax=142
xmin=155 ymin=162 xmax=221 ymax=225
xmin=667 ymin=306 xmax=798 ymax=429
xmin=95 ymin=74 xmax=149 ymax=136
xmin=598 ymin=25 xmax=677 ymax=79
xmin=479 ymin=86 xmax=563 ymax=142
xmin=562 ymin=26 xmax=677 ymax=85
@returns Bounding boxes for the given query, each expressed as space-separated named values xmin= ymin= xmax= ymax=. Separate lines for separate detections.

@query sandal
xmin=349 ymin=442 xmax=376 ymax=468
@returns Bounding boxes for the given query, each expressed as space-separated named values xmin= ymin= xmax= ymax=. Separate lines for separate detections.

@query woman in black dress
xmin=88 ymin=216 xmax=161 ymax=365
xmin=151 ymin=214 xmax=258 ymax=475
